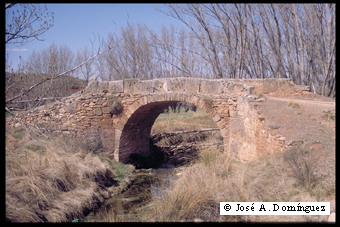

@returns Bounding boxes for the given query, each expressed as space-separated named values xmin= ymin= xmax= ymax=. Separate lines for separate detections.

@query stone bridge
xmin=7 ymin=77 xmax=307 ymax=163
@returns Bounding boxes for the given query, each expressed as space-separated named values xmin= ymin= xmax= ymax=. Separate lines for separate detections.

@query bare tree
xmin=101 ymin=23 xmax=157 ymax=80
xmin=158 ymin=3 xmax=335 ymax=97
xmin=76 ymin=46 xmax=94 ymax=82
xmin=5 ymin=4 xmax=54 ymax=46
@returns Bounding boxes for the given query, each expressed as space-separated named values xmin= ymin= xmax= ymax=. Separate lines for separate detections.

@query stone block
xmin=123 ymin=79 xmax=140 ymax=94
xmin=166 ymin=78 xmax=185 ymax=92
xmin=212 ymin=114 xmax=221 ymax=122
xmin=59 ymin=108 xmax=66 ymax=114
xmin=217 ymin=105 xmax=229 ymax=115
xmin=102 ymin=107 xmax=111 ymax=114
xmin=84 ymin=80 xmax=98 ymax=93
xmin=140 ymin=80 xmax=154 ymax=94
xmin=93 ymin=108 xmax=102 ymax=116
xmin=244 ymin=85 xmax=255 ymax=95
xmin=109 ymin=80 xmax=124 ymax=93
xmin=101 ymin=118 xmax=113 ymax=126
xmin=98 ymin=81 xmax=109 ymax=92
xmin=200 ymin=79 xmax=221 ymax=94
xmin=153 ymin=78 xmax=167 ymax=93
xmin=185 ymin=78 xmax=200 ymax=93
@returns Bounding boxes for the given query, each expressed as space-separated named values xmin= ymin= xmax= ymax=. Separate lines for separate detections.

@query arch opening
xmin=116 ymin=96 xmax=228 ymax=168
xmin=118 ymin=101 xmax=178 ymax=167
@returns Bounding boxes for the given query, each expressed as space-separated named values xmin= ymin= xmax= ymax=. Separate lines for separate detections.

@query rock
xmin=93 ymin=108 xmax=102 ymax=116
xmin=59 ymin=108 xmax=66 ymax=114
xmin=257 ymin=97 xmax=266 ymax=102
xmin=268 ymin=124 xmax=280 ymax=129
xmin=258 ymin=116 xmax=265 ymax=121
xmin=212 ymin=114 xmax=221 ymax=122
xmin=286 ymin=139 xmax=304 ymax=146
xmin=194 ymin=218 xmax=203 ymax=222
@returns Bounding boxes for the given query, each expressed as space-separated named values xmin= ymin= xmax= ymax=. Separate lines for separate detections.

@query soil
xmin=259 ymin=93 xmax=335 ymax=162
xmin=258 ymin=92 xmax=335 ymax=214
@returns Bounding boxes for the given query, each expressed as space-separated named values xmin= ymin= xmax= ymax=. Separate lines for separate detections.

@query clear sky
xmin=5 ymin=3 xmax=185 ymax=70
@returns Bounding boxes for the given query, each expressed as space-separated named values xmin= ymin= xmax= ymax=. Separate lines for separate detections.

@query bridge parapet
xmin=84 ymin=77 xmax=298 ymax=96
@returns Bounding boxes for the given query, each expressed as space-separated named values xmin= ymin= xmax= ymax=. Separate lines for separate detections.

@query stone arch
xmin=114 ymin=93 xmax=229 ymax=163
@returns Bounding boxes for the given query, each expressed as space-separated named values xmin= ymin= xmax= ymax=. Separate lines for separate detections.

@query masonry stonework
xmin=7 ymin=77 xmax=305 ymax=163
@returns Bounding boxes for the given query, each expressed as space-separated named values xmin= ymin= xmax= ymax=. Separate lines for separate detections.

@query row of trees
xmin=6 ymin=3 xmax=336 ymax=106
xmin=98 ymin=4 xmax=335 ymax=97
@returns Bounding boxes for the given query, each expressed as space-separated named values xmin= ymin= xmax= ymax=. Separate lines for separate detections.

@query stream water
xmin=83 ymin=164 xmax=181 ymax=222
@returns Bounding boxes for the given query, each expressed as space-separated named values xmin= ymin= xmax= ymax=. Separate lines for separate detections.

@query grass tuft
xmin=287 ymin=101 xmax=300 ymax=108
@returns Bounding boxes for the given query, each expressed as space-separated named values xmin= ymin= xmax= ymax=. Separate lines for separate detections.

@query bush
xmin=107 ymin=95 xmax=123 ymax=117
xmin=283 ymin=147 xmax=321 ymax=190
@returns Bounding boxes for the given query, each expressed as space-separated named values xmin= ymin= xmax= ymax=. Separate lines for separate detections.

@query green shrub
xmin=107 ymin=95 xmax=123 ymax=116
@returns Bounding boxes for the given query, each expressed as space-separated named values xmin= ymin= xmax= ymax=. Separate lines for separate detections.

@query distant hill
xmin=6 ymin=72 xmax=88 ymax=110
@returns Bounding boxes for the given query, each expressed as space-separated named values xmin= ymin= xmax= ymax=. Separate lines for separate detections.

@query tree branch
xmin=6 ymin=37 xmax=123 ymax=105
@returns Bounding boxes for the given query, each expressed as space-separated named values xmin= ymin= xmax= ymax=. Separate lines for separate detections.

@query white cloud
xmin=6 ymin=48 xmax=28 ymax=51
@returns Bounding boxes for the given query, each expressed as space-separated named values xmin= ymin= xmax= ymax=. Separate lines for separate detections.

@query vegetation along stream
xmin=81 ymin=106 xmax=222 ymax=222
xmin=81 ymin=164 xmax=181 ymax=222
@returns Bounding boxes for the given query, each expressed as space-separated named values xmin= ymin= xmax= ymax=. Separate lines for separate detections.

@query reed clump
xmin=6 ymin=126 xmax=134 ymax=223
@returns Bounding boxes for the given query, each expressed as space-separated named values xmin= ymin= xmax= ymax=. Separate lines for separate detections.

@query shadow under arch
xmin=114 ymin=93 xmax=228 ymax=163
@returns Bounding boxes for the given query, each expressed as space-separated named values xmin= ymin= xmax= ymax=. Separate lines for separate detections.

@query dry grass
xmin=141 ymin=145 xmax=334 ymax=222
xmin=5 ymin=126 xmax=134 ymax=223
xmin=143 ymin=148 xmax=245 ymax=222
xmin=152 ymin=107 xmax=218 ymax=134
xmin=287 ymin=101 xmax=300 ymax=108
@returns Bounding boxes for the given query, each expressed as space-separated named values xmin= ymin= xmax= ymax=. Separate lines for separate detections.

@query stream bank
xmin=81 ymin=165 xmax=183 ymax=222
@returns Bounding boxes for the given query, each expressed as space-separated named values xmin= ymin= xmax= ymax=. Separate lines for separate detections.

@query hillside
xmin=6 ymin=72 xmax=88 ymax=110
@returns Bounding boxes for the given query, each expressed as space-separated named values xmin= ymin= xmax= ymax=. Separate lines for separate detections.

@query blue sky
xmin=6 ymin=3 xmax=185 ymax=70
